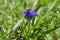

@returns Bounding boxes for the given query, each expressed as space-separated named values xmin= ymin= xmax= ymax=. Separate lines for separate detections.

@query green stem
xmin=26 ymin=20 xmax=30 ymax=40
xmin=28 ymin=20 xmax=30 ymax=33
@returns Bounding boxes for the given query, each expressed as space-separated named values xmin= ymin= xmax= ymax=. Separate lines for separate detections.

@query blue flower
xmin=23 ymin=9 xmax=37 ymax=18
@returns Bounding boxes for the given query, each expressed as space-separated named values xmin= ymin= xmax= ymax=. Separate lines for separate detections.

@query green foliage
xmin=0 ymin=0 xmax=60 ymax=40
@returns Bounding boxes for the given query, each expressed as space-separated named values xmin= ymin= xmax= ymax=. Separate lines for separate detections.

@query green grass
xmin=0 ymin=0 xmax=60 ymax=40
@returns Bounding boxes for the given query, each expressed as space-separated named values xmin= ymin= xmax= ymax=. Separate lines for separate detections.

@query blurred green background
xmin=0 ymin=0 xmax=60 ymax=40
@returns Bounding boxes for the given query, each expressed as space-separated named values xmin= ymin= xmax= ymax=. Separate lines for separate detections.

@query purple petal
xmin=27 ymin=9 xmax=33 ymax=14
xmin=23 ymin=12 xmax=27 ymax=16
xmin=23 ymin=9 xmax=37 ymax=17
xmin=31 ymin=11 xmax=37 ymax=16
